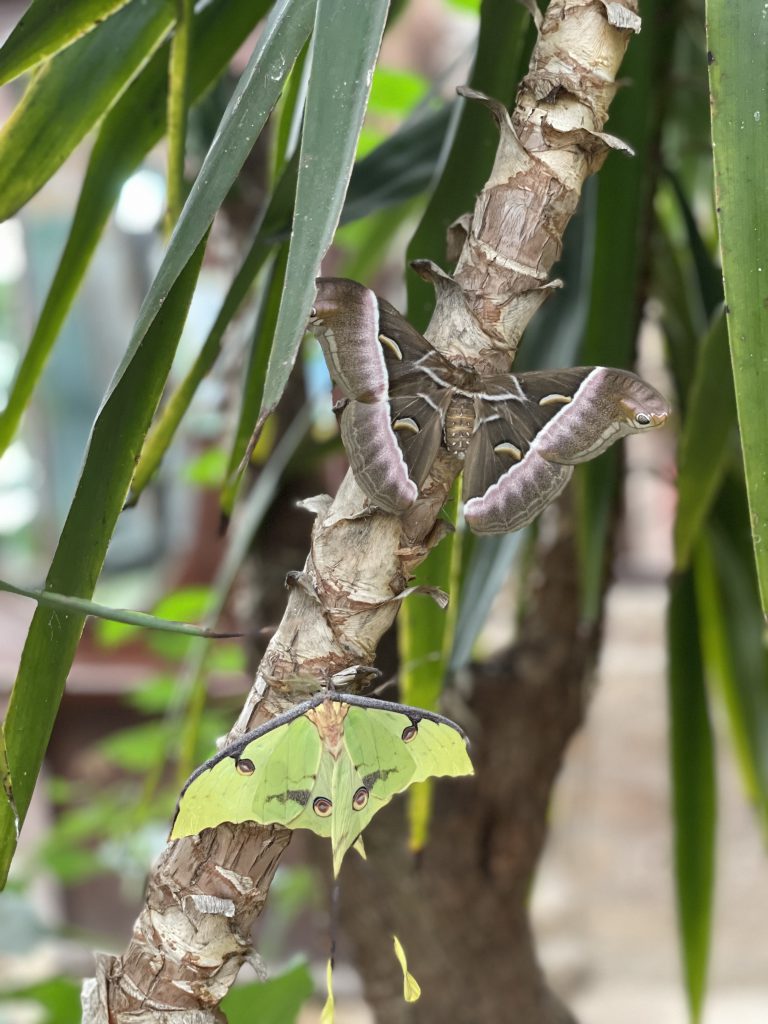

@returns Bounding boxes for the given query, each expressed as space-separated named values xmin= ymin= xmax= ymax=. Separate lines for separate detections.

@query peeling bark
xmin=87 ymin=1 xmax=640 ymax=1020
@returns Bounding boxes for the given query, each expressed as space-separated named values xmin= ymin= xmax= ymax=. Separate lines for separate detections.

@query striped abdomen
xmin=444 ymin=395 xmax=475 ymax=458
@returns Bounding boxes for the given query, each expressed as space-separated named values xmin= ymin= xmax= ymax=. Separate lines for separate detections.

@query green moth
xmin=171 ymin=692 xmax=474 ymax=875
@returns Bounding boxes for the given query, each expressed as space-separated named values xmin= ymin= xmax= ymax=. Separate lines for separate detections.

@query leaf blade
xmin=0 ymin=0 xmax=268 ymax=455
xmin=257 ymin=0 xmax=390 ymax=422
xmin=0 ymin=0 xmax=132 ymax=87
xmin=708 ymin=0 xmax=768 ymax=618
xmin=104 ymin=0 xmax=317 ymax=404
xmin=0 ymin=578 xmax=239 ymax=638
xmin=668 ymin=567 xmax=716 ymax=1024
xmin=0 ymin=240 xmax=207 ymax=886
xmin=674 ymin=311 xmax=736 ymax=569
xmin=576 ymin=0 xmax=679 ymax=621
xmin=0 ymin=0 xmax=176 ymax=221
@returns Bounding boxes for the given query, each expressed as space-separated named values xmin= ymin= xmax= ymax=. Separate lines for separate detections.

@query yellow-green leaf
xmin=393 ymin=935 xmax=421 ymax=1003
xmin=0 ymin=0 xmax=132 ymax=87
xmin=0 ymin=0 xmax=175 ymax=221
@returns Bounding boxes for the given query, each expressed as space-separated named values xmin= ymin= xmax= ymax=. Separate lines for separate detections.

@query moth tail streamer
xmin=320 ymin=958 xmax=335 ymax=1024
xmin=393 ymin=934 xmax=422 ymax=1003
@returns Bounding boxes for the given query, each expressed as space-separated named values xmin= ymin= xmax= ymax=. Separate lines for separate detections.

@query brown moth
xmin=308 ymin=278 xmax=669 ymax=534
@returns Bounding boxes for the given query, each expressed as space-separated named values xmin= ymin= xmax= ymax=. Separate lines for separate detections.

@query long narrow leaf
xmin=129 ymin=158 xmax=299 ymax=503
xmin=0 ymin=240 xmax=207 ymax=887
xmin=0 ymin=0 xmax=175 ymax=221
xmin=174 ymin=406 xmax=313 ymax=782
xmin=668 ymin=568 xmax=716 ymax=1024
xmin=577 ymin=0 xmax=679 ymax=621
xmin=165 ymin=0 xmax=194 ymax=229
xmin=0 ymin=0 xmax=131 ymax=87
xmin=666 ymin=171 xmax=723 ymax=322
xmin=699 ymin=486 xmax=768 ymax=834
xmin=0 ymin=0 xmax=267 ymax=456
xmin=449 ymin=531 xmax=525 ymax=671
xmin=103 ymin=0 xmax=316 ymax=405
xmin=708 ymin=0 xmax=768 ymax=618
xmin=674 ymin=311 xmax=736 ymax=569
xmin=342 ymin=104 xmax=452 ymax=227
xmin=0 ymin=578 xmax=239 ymax=638
xmin=256 ymin=0 xmax=390 ymax=426
xmin=131 ymin=103 xmax=451 ymax=503
xmin=399 ymin=485 xmax=461 ymax=852
xmin=397 ymin=0 xmax=533 ymax=851
xmin=221 ymin=247 xmax=289 ymax=517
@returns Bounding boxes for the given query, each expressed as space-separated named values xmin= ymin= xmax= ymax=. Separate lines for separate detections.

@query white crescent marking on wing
xmin=379 ymin=333 xmax=403 ymax=360
xmin=538 ymin=393 xmax=572 ymax=407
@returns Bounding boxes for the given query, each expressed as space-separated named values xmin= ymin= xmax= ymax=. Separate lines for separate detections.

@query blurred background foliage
xmin=0 ymin=0 xmax=765 ymax=1021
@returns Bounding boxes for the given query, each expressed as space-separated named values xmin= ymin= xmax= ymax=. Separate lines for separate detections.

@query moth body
xmin=308 ymin=278 xmax=670 ymax=533
xmin=444 ymin=394 xmax=475 ymax=459
xmin=170 ymin=692 xmax=473 ymax=876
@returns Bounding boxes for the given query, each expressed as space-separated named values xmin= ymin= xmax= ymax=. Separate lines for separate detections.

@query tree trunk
xmin=340 ymin=510 xmax=599 ymax=1023
xmin=85 ymin=2 xmax=640 ymax=1020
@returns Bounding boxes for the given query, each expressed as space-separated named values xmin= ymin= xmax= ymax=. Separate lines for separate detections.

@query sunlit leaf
xmin=393 ymin=935 xmax=421 ymax=1003
xmin=0 ymin=0 xmax=175 ymax=220
xmin=320 ymin=959 xmax=335 ymax=1024
xmin=0 ymin=0 xmax=132 ymax=86
xmin=369 ymin=67 xmax=429 ymax=115
xmin=0 ymin=977 xmax=82 ymax=1024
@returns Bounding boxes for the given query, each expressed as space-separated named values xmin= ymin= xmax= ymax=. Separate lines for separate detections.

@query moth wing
xmin=345 ymin=706 xmax=473 ymax=790
xmin=171 ymin=716 xmax=323 ymax=839
xmin=329 ymin=754 xmax=370 ymax=875
xmin=310 ymin=278 xmax=388 ymax=402
xmin=462 ymin=398 xmax=539 ymax=502
xmin=340 ymin=401 xmax=418 ymax=512
xmin=371 ymin=712 xmax=474 ymax=784
xmin=462 ymin=372 xmax=595 ymax=534
xmin=389 ymin=391 xmax=450 ymax=488
xmin=463 ymin=448 xmax=573 ymax=533
xmin=513 ymin=366 xmax=669 ymax=464
xmin=377 ymin=298 xmax=444 ymax=382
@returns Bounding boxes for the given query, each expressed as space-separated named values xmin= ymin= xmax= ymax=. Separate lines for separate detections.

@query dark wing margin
xmin=339 ymin=401 xmax=418 ymax=512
